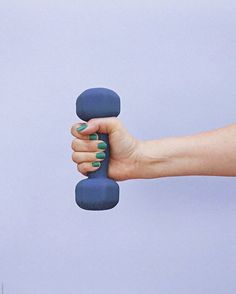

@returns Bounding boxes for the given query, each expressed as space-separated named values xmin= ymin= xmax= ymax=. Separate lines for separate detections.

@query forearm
xmin=137 ymin=124 xmax=236 ymax=178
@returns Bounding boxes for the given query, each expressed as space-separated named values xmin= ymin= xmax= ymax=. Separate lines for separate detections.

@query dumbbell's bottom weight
xmin=75 ymin=178 xmax=119 ymax=210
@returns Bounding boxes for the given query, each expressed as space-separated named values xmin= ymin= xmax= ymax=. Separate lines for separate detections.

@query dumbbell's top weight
xmin=76 ymin=88 xmax=120 ymax=121
xmin=75 ymin=88 xmax=121 ymax=211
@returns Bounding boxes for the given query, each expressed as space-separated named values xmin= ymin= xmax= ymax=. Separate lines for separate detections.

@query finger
xmin=77 ymin=161 xmax=101 ymax=176
xmin=71 ymin=123 xmax=98 ymax=140
xmin=71 ymin=138 xmax=107 ymax=152
xmin=72 ymin=151 xmax=106 ymax=164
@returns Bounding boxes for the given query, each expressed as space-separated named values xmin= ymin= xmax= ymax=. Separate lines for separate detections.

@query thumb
xmin=78 ymin=117 xmax=121 ymax=135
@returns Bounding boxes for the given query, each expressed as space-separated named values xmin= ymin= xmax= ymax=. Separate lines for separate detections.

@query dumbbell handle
xmin=88 ymin=133 xmax=110 ymax=179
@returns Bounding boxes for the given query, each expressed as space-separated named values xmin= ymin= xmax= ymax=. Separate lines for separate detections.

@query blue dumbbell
xmin=75 ymin=88 xmax=121 ymax=210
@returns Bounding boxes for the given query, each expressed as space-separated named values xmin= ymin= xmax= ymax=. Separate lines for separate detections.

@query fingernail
xmin=92 ymin=161 xmax=101 ymax=167
xmin=89 ymin=133 xmax=98 ymax=140
xmin=96 ymin=152 xmax=106 ymax=159
xmin=76 ymin=123 xmax=87 ymax=132
xmin=97 ymin=142 xmax=107 ymax=150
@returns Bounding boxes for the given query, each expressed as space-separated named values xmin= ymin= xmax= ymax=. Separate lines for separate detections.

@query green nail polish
xmin=97 ymin=142 xmax=107 ymax=150
xmin=89 ymin=133 xmax=98 ymax=140
xmin=96 ymin=152 xmax=106 ymax=159
xmin=92 ymin=161 xmax=101 ymax=167
xmin=76 ymin=123 xmax=87 ymax=132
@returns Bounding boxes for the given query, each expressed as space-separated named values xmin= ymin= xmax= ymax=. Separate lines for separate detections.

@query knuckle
xmin=77 ymin=164 xmax=82 ymax=173
xmin=71 ymin=138 xmax=79 ymax=150
xmin=111 ymin=117 xmax=121 ymax=127
xmin=77 ymin=163 xmax=87 ymax=174
xmin=71 ymin=124 xmax=78 ymax=135
xmin=70 ymin=125 xmax=75 ymax=135
xmin=71 ymin=152 xmax=77 ymax=163
xmin=89 ymin=118 xmax=96 ymax=124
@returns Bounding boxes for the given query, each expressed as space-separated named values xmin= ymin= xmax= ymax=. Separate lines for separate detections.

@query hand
xmin=71 ymin=118 xmax=141 ymax=181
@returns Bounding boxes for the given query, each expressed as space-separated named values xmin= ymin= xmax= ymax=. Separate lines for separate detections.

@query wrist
xmin=135 ymin=136 xmax=199 ymax=178
xmin=134 ymin=140 xmax=171 ymax=179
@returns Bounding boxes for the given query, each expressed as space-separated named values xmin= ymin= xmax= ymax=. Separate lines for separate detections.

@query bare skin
xmin=71 ymin=119 xmax=236 ymax=180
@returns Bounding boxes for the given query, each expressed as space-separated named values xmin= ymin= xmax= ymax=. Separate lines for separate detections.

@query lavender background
xmin=0 ymin=1 xmax=236 ymax=293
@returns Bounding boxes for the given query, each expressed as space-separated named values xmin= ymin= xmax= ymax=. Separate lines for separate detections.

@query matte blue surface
xmin=75 ymin=88 xmax=120 ymax=210
xmin=76 ymin=178 xmax=119 ymax=210
xmin=76 ymin=88 xmax=120 ymax=121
